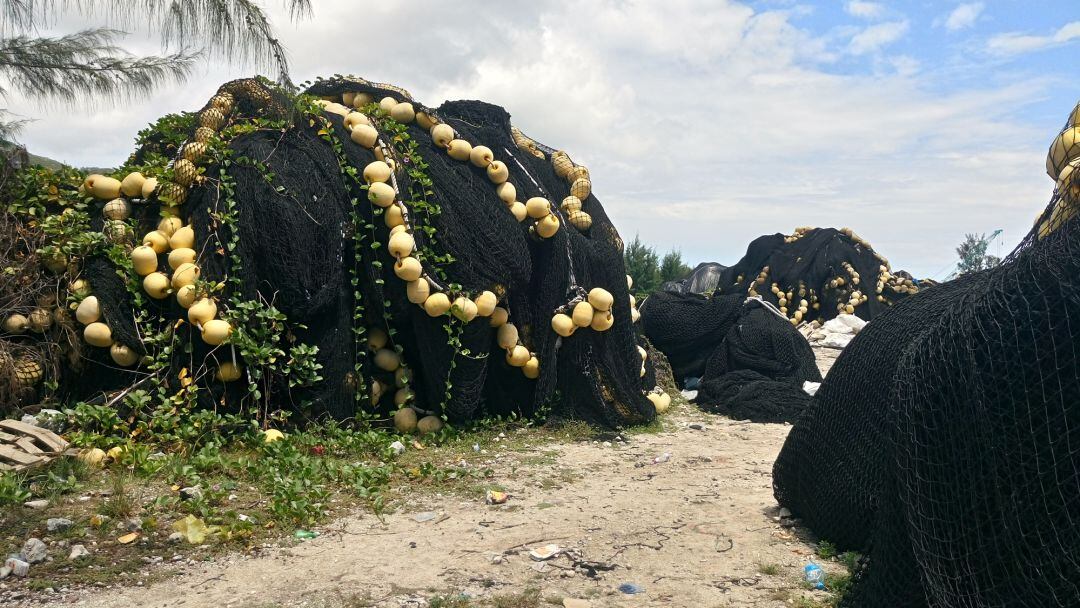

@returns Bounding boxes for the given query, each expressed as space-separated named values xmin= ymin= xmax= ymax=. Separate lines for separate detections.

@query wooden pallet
xmin=0 ymin=419 xmax=69 ymax=472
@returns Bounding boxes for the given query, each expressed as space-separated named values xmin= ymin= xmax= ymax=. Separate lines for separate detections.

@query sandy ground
xmin=27 ymin=348 xmax=843 ymax=608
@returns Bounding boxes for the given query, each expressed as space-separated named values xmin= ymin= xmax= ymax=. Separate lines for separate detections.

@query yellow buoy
xmin=390 ymin=102 xmax=416 ymax=123
xmin=506 ymin=345 xmax=530 ymax=367
xmin=590 ymin=309 xmax=614 ymax=332
xmin=431 ymin=124 xmax=454 ymax=147
xmin=375 ymin=348 xmax=401 ymax=372
xmin=570 ymin=177 xmax=591 ymax=200
xmin=158 ymin=182 xmax=187 ymax=206
xmin=110 ymin=343 xmax=139 ymax=367
xmin=523 ymin=356 xmax=540 ymax=379
xmin=497 ymin=323 xmax=519 ymax=350
xmin=170 ymin=226 xmax=195 ymax=250
xmin=388 ymin=231 xmax=415 ymax=258
xmin=364 ymin=161 xmax=392 ymax=183
xmin=475 ymin=291 xmax=497 ymax=317
xmin=87 ymin=175 xmax=122 ymax=199
xmin=489 ymin=307 xmax=509 ymax=327
xmin=588 ymin=288 xmax=614 ymax=312
xmin=79 ymin=447 xmax=107 ymax=468
xmin=378 ymin=96 xmax=398 ymax=113
xmin=176 ymin=284 xmax=197 ymax=308
xmin=560 ymin=196 xmax=582 ymax=213
xmin=75 ymin=296 xmax=101 ymax=325
xmin=173 ymin=159 xmax=198 ymax=186
xmin=395 ymin=366 xmax=412 ymax=388
xmin=407 ymin=279 xmax=431 ymax=304
xmin=416 ymin=111 xmax=438 ymax=131
xmin=352 ymin=92 xmax=374 ymax=108
xmin=171 ymin=262 xmax=200 ymax=289
xmin=509 ymin=202 xmax=527 ymax=222
xmin=394 ymin=256 xmax=423 ymax=281
xmin=120 ymin=172 xmax=146 ymax=197
xmin=262 ymin=429 xmax=285 ymax=444
xmin=103 ymin=198 xmax=130 ymax=221
xmin=344 ymin=112 xmax=370 ymax=130
xmin=393 ymin=387 xmax=414 ymax=407
xmin=143 ymin=272 xmax=171 ymax=299
xmin=495 ymin=182 xmax=517 ymax=204
xmin=390 ymin=224 xmax=408 ymax=237
xmin=448 ymin=296 xmax=475 ymax=323
xmin=487 ymin=161 xmax=509 ymax=184
xmin=201 ymin=319 xmax=232 ymax=345
xmin=84 ymin=322 xmax=113 ymax=347
xmin=385 ymin=203 xmax=405 ymax=228
xmin=351 ymin=124 xmax=378 ymax=148
xmin=470 ymin=145 xmax=494 ymax=168
xmin=567 ymin=210 xmax=592 ymax=231
xmin=158 ymin=216 xmax=183 ymax=237
xmin=368 ymin=182 xmax=396 ymax=207
xmin=417 ymin=415 xmax=445 ymax=435
xmin=367 ymin=327 xmax=389 ymax=351
xmin=2 ymin=313 xmax=29 ymax=334
xmin=168 ymin=248 xmax=196 ymax=270
xmin=142 ymin=230 xmax=169 ymax=254
xmin=536 ymin=214 xmax=560 ymax=238
xmin=526 ymin=197 xmax=551 ymax=219
xmin=217 ymin=361 xmax=242 ymax=382
xmin=394 ymin=407 xmax=418 ymax=433
xmin=423 ymin=292 xmax=451 ymax=317
xmin=551 ymin=152 xmax=574 ymax=177
xmin=188 ymin=298 xmax=218 ymax=326
xmin=28 ymin=308 xmax=51 ymax=333
xmin=447 ymin=139 xmax=472 ymax=161
xmin=572 ymin=301 xmax=594 ymax=327
xmin=567 ymin=166 xmax=590 ymax=183
xmin=140 ymin=177 xmax=158 ymax=198
xmin=551 ymin=313 xmax=575 ymax=337
xmin=181 ymin=142 xmax=207 ymax=163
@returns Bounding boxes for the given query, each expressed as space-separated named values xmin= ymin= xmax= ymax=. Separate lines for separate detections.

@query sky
xmin=8 ymin=0 xmax=1080 ymax=278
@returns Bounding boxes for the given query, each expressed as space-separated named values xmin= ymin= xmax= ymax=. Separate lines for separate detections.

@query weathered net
xmin=773 ymin=131 xmax=1080 ymax=603
xmin=48 ymin=77 xmax=656 ymax=428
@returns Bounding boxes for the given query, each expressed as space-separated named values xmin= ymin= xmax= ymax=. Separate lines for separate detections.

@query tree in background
xmin=624 ymin=235 xmax=694 ymax=297
xmin=0 ymin=1 xmax=312 ymax=140
xmin=659 ymin=249 xmax=691 ymax=284
xmin=955 ymin=232 xmax=1002 ymax=276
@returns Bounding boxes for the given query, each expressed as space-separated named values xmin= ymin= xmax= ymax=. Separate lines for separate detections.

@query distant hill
xmin=2 ymin=140 xmax=113 ymax=174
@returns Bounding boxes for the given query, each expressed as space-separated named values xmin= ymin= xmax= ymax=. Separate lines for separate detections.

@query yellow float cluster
xmin=549 ymin=151 xmax=593 ymax=233
xmin=1039 ymin=102 xmax=1080 ymax=238
xmin=324 ymin=91 xmax=541 ymax=380
xmin=549 ymin=288 xmax=615 ymax=338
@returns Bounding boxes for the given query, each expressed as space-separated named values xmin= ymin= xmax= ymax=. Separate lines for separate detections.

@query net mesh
xmin=773 ymin=185 xmax=1080 ymax=602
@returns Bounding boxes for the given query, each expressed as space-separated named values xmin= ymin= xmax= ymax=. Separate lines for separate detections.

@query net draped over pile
xmin=773 ymin=188 xmax=1080 ymax=605
xmin=61 ymin=77 xmax=657 ymax=428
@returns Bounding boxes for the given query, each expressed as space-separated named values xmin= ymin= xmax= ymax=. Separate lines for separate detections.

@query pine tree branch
xmin=0 ymin=29 xmax=197 ymax=101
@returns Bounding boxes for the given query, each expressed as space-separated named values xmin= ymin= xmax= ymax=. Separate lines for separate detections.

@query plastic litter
xmin=618 ymin=583 xmax=644 ymax=594
xmin=804 ymin=563 xmax=825 ymax=590
xmin=652 ymin=452 xmax=672 ymax=464
xmin=293 ymin=530 xmax=319 ymax=540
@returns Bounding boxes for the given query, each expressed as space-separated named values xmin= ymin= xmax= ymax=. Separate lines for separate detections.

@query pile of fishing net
xmin=772 ymin=104 xmax=1080 ymax=606
xmin=1 ymin=76 xmax=662 ymax=429
xmin=640 ymin=292 xmax=820 ymax=422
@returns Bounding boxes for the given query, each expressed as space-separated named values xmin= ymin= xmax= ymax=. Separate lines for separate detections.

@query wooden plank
xmin=0 ymin=444 xmax=42 ymax=466
xmin=0 ymin=430 xmax=19 ymax=442
xmin=15 ymin=436 xmax=45 ymax=456
xmin=0 ymin=420 xmax=67 ymax=452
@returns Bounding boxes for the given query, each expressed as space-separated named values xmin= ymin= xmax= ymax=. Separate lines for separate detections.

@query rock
xmin=491 ymin=554 xmax=504 ymax=565
xmin=21 ymin=538 xmax=47 ymax=563
xmin=0 ymin=565 xmax=10 ymax=579
xmin=389 ymin=440 xmax=406 ymax=456
xmin=529 ymin=544 xmax=560 ymax=561
xmin=778 ymin=507 xmax=792 ymax=518
xmin=4 ymin=557 xmax=29 ymax=577
xmin=834 ymin=313 xmax=867 ymax=333
xmin=46 ymin=518 xmax=73 ymax=533
xmin=167 ymin=532 xmax=184 ymax=544
xmin=23 ymin=500 xmax=49 ymax=510
xmin=20 ymin=415 xmax=39 ymax=427
xmin=68 ymin=545 xmax=90 ymax=560
xmin=179 ymin=487 xmax=202 ymax=501
xmin=124 ymin=517 xmax=144 ymax=532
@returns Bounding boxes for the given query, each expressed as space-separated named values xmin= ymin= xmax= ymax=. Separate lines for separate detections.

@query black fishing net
xmin=51 ymin=77 xmax=656 ymax=428
xmin=773 ymin=186 xmax=1080 ymax=604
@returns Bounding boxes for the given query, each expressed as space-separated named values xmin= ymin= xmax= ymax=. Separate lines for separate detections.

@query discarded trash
xmin=389 ymin=440 xmax=406 ymax=455
xmin=472 ymin=443 xmax=481 ymax=452
xmin=171 ymin=515 xmax=209 ymax=544
xmin=529 ymin=544 xmax=561 ymax=561
xmin=652 ymin=452 xmax=672 ymax=464
xmin=117 ymin=532 xmax=139 ymax=544
xmin=618 ymin=582 xmax=645 ymax=594
xmin=804 ymin=563 xmax=825 ymax=590
xmin=23 ymin=499 xmax=48 ymax=510
xmin=293 ymin=530 xmax=319 ymax=540
xmin=413 ymin=511 xmax=438 ymax=523
xmin=486 ymin=490 xmax=509 ymax=505
xmin=262 ymin=429 xmax=285 ymax=443
xmin=802 ymin=381 xmax=821 ymax=396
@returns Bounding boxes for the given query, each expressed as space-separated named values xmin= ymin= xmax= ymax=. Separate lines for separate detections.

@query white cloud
xmin=943 ymin=2 xmax=983 ymax=31
xmin=846 ymin=1 xmax=885 ymax=19
xmin=4 ymin=0 xmax=1059 ymax=277
xmin=848 ymin=20 xmax=909 ymax=55
xmin=987 ymin=21 xmax=1080 ymax=56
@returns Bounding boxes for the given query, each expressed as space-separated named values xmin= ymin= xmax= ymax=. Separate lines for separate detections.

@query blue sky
xmin=10 ymin=1 xmax=1080 ymax=278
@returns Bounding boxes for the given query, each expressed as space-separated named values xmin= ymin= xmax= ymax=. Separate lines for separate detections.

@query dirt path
xmin=34 ymin=404 xmax=831 ymax=608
